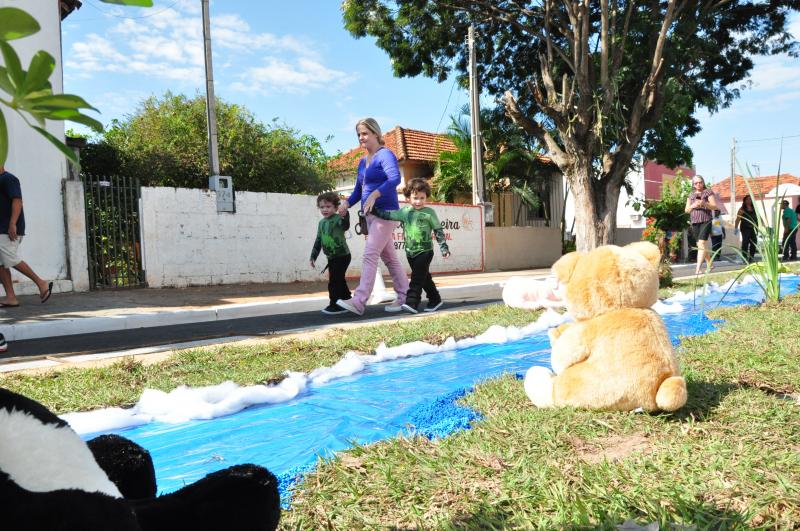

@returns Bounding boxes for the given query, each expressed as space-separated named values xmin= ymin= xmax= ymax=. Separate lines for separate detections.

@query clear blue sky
xmin=62 ymin=1 xmax=800 ymax=184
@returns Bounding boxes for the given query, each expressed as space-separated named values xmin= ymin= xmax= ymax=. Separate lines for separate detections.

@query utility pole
xmin=729 ymin=137 xmax=736 ymax=221
xmin=468 ymin=25 xmax=485 ymax=206
xmin=202 ymin=0 xmax=220 ymax=186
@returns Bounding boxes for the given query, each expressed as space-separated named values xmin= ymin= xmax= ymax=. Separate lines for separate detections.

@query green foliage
xmin=0 ymin=0 xmax=149 ymax=167
xmin=88 ymin=93 xmax=334 ymax=194
xmin=0 ymin=8 xmax=102 ymax=167
xmin=643 ymin=175 xmax=691 ymax=233
xmin=432 ymin=105 xmax=554 ymax=207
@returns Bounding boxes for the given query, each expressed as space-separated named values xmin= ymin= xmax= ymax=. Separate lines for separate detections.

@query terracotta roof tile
xmin=710 ymin=173 xmax=800 ymax=201
xmin=328 ymin=126 xmax=456 ymax=175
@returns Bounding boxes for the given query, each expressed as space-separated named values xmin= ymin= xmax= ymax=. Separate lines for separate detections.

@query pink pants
xmin=350 ymin=214 xmax=409 ymax=310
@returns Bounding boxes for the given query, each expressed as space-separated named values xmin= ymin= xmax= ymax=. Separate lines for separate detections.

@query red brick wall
xmin=643 ymin=161 xmax=696 ymax=200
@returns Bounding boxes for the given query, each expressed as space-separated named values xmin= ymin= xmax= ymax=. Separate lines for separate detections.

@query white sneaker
xmin=384 ymin=303 xmax=403 ymax=313
xmin=336 ymin=299 xmax=364 ymax=316
xmin=400 ymin=303 xmax=418 ymax=314
xmin=424 ymin=301 xmax=444 ymax=312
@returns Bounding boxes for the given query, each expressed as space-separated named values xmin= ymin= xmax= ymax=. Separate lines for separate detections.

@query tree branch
xmin=600 ymin=0 xmax=610 ymax=89
xmin=611 ymin=0 xmax=636 ymax=73
xmin=502 ymin=89 xmax=569 ymax=169
xmin=440 ymin=0 xmax=539 ymax=38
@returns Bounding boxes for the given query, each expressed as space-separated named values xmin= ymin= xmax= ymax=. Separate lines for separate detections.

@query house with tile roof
xmin=328 ymin=126 xmax=457 ymax=193
xmin=710 ymin=173 xmax=800 ymax=223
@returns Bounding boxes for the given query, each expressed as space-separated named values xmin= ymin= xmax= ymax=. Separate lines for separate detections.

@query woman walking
xmin=685 ymin=176 xmax=718 ymax=275
xmin=336 ymin=118 xmax=409 ymax=316
xmin=735 ymin=195 xmax=758 ymax=263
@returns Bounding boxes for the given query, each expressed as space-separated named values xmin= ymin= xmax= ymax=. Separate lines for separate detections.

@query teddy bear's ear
xmin=624 ymin=241 xmax=661 ymax=268
xmin=552 ymin=251 xmax=581 ymax=282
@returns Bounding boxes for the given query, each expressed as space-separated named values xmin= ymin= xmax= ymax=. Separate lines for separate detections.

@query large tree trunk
xmin=567 ymin=160 xmax=620 ymax=252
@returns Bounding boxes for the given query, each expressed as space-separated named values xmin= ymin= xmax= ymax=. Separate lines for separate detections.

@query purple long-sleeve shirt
xmin=346 ymin=147 xmax=401 ymax=211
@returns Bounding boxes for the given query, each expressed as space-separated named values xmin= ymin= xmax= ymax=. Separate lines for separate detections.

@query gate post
xmin=63 ymin=179 xmax=90 ymax=292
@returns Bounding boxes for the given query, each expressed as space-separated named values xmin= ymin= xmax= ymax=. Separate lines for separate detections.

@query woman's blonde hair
xmin=355 ymin=118 xmax=385 ymax=146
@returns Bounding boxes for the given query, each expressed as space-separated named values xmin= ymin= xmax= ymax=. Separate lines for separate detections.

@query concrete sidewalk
xmin=0 ymin=269 xmax=551 ymax=342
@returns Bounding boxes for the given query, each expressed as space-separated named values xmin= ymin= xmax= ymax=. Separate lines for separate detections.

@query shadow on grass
xmin=666 ymin=379 xmax=738 ymax=422
xmin=667 ymin=377 xmax=796 ymax=423
xmin=446 ymin=501 xmax=750 ymax=530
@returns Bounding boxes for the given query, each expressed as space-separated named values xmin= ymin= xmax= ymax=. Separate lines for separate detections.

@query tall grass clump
xmin=721 ymin=157 xmax=796 ymax=302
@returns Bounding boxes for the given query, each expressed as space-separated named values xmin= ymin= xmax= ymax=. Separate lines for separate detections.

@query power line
xmin=435 ymin=64 xmax=459 ymax=135
xmin=736 ymin=133 xmax=800 ymax=144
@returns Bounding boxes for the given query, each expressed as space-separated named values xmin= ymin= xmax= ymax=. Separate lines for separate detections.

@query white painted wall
xmin=140 ymin=188 xmax=484 ymax=288
xmin=485 ymin=226 xmax=561 ymax=270
xmin=616 ymin=166 xmax=647 ymax=229
xmin=1 ymin=1 xmax=70 ymax=293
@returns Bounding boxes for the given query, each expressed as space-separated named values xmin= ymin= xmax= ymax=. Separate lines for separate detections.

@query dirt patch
xmin=570 ymin=432 xmax=653 ymax=464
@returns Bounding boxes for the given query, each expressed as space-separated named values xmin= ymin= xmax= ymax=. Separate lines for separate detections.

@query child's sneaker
xmin=0 ymin=333 xmax=7 ymax=353
xmin=336 ymin=298 xmax=364 ymax=316
xmin=424 ymin=300 xmax=444 ymax=312
xmin=384 ymin=303 xmax=403 ymax=313
xmin=400 ymin=303 xmax=418 ymax=314
xmin=321 ymin=305 xmax=348 ymax=315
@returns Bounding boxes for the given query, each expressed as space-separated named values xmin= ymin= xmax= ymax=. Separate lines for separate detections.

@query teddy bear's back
xmin=554 ymin=308 xmax=680 ymax=411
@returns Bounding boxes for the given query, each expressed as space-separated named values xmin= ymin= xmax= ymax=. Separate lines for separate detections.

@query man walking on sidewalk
xmin=782 ymin=200 xmax=798 ymax=261
xmin=0 ymin=165 xmax=52 ymax=307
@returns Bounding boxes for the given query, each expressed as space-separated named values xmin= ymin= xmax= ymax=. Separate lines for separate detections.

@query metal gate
xmin=83 ymin=175 xmax=146 ymax=289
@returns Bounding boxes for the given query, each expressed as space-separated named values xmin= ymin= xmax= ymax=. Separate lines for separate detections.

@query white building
xmin=1 ymin=0 xmax=85 ymax=296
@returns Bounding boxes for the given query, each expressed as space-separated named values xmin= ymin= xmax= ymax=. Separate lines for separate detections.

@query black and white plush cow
xmin=0 ymin=387 xmax=281 ymax=531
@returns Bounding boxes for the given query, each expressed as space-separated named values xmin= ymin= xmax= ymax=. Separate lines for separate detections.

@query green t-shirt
xmin=783 ymin=206 xmax=798 ymax=231
xmin=311 ymin=213 xmax=350 ymax=260
xmin=374 ymin=206 xmax=449 ymax=257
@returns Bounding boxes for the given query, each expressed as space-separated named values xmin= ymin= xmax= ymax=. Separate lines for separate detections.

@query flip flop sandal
xmin=40 ymin=281 xmax=53 ymax=304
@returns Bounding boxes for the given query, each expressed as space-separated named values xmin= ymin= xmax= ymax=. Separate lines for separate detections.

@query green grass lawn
xmin=2 ymin=271 xmax=798 ymax=528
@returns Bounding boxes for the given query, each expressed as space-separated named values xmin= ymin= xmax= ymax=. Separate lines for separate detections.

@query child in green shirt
xmin=311 ymin=192 xmax=351 ymax=314
xmin=374 ymin=178 xmax=450 ymax=314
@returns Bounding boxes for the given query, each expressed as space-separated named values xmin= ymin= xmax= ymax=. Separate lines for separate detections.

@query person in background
xmin=711 ymin=209 xmax=726 ymax=257
xmin=336 ymin=118 xmax=409 ymax=316
xmin=684 ymin=176 xmax=718 ymax=275
xmin=373 ymin=178 xmax=450 ymax=314
xmin=310 ymin=192 xmax=351 ymax=315
xmin=0 ymin=165 xmax=53 ymax=307
xmin=781 ymin=200 xmax=798 ymax=261
xmin=735 ymin=195 xmax=759 ymax=263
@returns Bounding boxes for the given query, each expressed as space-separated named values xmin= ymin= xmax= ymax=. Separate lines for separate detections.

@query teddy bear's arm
xmin=548 ymin=322 xmax=573 ymax=342
xmin=549 ymin=323 xmax=590 ymax=374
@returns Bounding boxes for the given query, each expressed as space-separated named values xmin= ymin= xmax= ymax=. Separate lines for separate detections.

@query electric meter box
xmin=209 ymin=175 xmax=235 ymax=212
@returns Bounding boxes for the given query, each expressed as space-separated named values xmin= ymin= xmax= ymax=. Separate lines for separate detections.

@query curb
xmin=2 ymin=281 xmax=508 ymax=342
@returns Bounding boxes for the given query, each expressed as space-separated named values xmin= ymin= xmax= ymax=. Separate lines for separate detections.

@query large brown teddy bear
xmin=524 ymin=242 xmax=687 ymax=412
